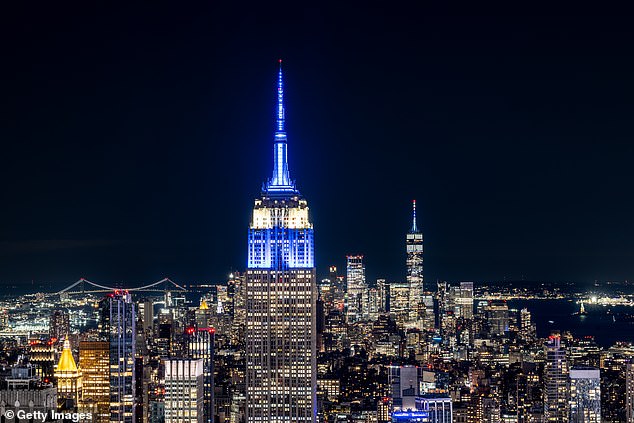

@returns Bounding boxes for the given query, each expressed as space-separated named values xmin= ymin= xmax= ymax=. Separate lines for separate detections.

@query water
xmin=507 ymin=299 xmax=634 ymax=347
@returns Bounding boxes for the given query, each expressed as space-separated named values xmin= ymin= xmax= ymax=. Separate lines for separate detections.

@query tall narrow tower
xmin=245 ymin=61 xmax=317 ymax=422
xmin=626 ymin=359 xmax=634 ymax=423
xmin=406 ymin=200 xmax=424 ymax=324
xmin=103 ymin=291 xmax=136 ymax=423
xmin=544 ymin=335 xmax=569 ymax=422
xmin=345 ymin=255 xmax=366 ymax=323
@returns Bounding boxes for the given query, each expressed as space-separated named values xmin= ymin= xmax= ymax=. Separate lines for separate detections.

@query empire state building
xmin=245 ymin=62 xmax=317 ymax=422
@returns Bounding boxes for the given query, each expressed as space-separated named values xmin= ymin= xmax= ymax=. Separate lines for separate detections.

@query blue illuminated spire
xmin=266 ymin=60 xmax=296 ymax=194
xmin=410 ymin=200 xmax=419 ymax=233
xmin=276 ymin=61 xmax=286 ymax=136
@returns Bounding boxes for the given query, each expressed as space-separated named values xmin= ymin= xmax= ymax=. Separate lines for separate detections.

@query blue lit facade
xmin=392 ymin=411 xmax=429 ymax=422
xmin=245 ymin=62 xmax=317 ymax=423
xmin=248 ymin=224 xmax=314 ymax=269
xmin=247 ymin=63 xmax=314 ymax=270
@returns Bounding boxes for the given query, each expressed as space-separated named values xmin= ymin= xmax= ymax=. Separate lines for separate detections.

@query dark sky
xmin=2 ymin=4 xmax=634 ymax=289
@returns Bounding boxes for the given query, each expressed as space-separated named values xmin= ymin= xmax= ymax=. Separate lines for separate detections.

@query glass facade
xmin=544 ymin=335 xmax=568 ymax=422
xmin=106 ymin=291 xmax=136 ymax=423
xmin=345 ymin=255 xmax=366 ymax=323
xmin=406 ymin=200 xmax=423 ymax=326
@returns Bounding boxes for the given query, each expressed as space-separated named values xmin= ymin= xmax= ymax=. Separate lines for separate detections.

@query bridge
xmin=55 ymin=277 xmax=187 ymax=295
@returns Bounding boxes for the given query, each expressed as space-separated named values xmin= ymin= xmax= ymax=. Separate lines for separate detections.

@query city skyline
xmin=3 ymin=5 xmax=634 ymax=287
xmin=2 ymin=5 xmax=634 ymax=423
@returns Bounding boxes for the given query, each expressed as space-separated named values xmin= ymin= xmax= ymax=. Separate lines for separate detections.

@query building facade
xmin=454 ymin=282 xmax=473 ymax=320
xmin=245 ymin=62 xmax=317 ymax=423
xmin=544 ymin=335 xmax=568 ymax=422
xmin=406 ymin=200 xmax=423 ymax=325
xmin=568 ymin=366 xmax=600 ymax=423
xmin=79 ymin=341 xmax=110 ymax=423
xmin=49 ymin=309 xmax=70 ymax=341
xmin=345 ymin=255 xmax=366 ymax=323
xmin=55 ymin=339 xmax=82 ymax=409
xmin=186 ymin=327 xmax=215 ymax=423
xmin=104 ymin=291 xmax=136 ymax=423
xmin=626 ymin=360 xmax=634 ymax=423
xmin=164 ymin=358 xmax=204 ymax=423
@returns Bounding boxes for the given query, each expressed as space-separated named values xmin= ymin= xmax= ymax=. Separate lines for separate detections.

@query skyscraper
xmin=389 ymin=365 xmax=423 ymax=411
xmin=389 ymin=282 xmax=410 ymax=326
xmin=345 ymin=255 xmax=366 ymax=323
xmin=377 ymin=279 xmax=389 ymax=314
xmin=49 ymin=309 xmax=70 ymax=341
xmin=544 ymin=335 xmax=569 ymax=422
xmin=485 ymin=300 xmax=509 ymax=336
xmin=454 ymin=282 xmax=474 ymax=319
xmin=79 ymin=341 xmax=110 ymax=423
xmin=55 ymin=339 xmax=82 ymax=408
xmin=245 ymin=61 xmax=316 ymax=423
xmin=164 ymin=358 xmax=204 ymax=423
xmin=103 ymin=291 xmax=136 ymax=423
xmin=186 ymin=327 xmax=215 ymax=423
xmin=568 ymin=366 xmax=600 ymax=423
xmin=626 ymin=359 xmax=634 ymax=423
xmin=406 ymin=200 xmax=423 ymax=324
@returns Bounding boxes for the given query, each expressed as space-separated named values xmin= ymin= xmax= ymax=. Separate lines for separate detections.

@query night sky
xmin=2 ymin=4 xmax=634 ymax=289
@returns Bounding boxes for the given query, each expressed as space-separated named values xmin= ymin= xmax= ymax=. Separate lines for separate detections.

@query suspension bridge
xmin=55 ymin=277 xmax=187 ymax=295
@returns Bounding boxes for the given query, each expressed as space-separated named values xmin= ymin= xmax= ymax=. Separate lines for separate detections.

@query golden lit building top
xmin=200 ymin=299 xmax=209 ymax=310
xmin=57 ymin=339 xmax=78 ymax=373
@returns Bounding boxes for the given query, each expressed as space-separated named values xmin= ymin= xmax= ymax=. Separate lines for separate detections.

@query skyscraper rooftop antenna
xmin=411 ymin=200 xmax=419 ymax=233
xmin=276 ymin=59 xmax=285 ymax=135
xmin=266 ymin=59 xmax=296 ymax=194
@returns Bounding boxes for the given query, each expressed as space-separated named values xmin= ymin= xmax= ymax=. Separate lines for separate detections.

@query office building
xmin=0 ymin=365 xmax=57 ymax=415
xmin=544 ymin=335 xmax=568 ymax=422
xmin=454 ymin=282 xmax=473 ymax=320
xmin=390 ymin=365 xmax=423 ymax=411
xmin=486 ymin=301 xmax=509 ymax=336
xmin=245 ymin=62 xmax=316 ymax=422
xmin=625 ymin=359 xmax=634 ymax=423
xmin=186 ymin=327 xmax=215 ymax=423
xmin=28 ymin=338 xmax=56 ymax=379
xmin=164 ymin=358 xmax=204 ymax=423
xmin=569 ymin=366 xmax=600 ymax=422
xmin=103 ymin=291 xmax=136 ymax=423
xmin=49 ymin=309 xmax=70 ymax=342
xmin=389 ymin=283 xmax=410 ymax=327
xmin=79 ymin=341 xmax=110 ymax=423
xmin=406 ymin=200 xmax=423 ymax=324
xmin=346 ymin=255 xmax=367 ymax=323
xmin=55 ymin=339 xmax=82 ymax=408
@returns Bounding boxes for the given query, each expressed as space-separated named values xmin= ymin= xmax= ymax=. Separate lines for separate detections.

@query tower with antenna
xmin=245 ymin=61 xmax=316 ymax=422
xmin=406 ymin=200 xmax=424 ymax=325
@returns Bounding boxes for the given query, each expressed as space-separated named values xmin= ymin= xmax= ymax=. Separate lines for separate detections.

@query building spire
xmin=276 ymin=59 xmax=285 ymax=135
xmin=266 ymin=60 xmax=296 ymax=194
xmin=411 ymin=200 xmax=419 ymax=233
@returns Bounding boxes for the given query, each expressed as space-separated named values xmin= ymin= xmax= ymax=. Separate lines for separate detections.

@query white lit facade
xmin=164 ymin=358 xmax=204 ymax=423
xmin=345 ymin=255 xmax=367 ymax=323
xmin=406 ymin=200 xmax=423 ymax=326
